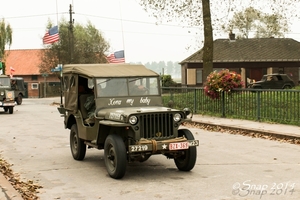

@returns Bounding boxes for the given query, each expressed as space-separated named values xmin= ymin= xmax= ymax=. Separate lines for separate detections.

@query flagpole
xmin=118 ymin=0 xmax=125 ymax=61
xmin=56 ymin=0 xmax=59 ymax=26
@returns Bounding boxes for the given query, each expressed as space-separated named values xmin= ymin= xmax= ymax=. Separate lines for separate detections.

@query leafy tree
xmin=0 ymin=19 xmax=12 ymax=73
xmin=161 ymin=74 xmax=176 ymax=87
xmin=39 ymin=19 xmax=110 ymax=73
xmin=223 ymin=7 xmax=288 ymax=39
xmin=139 ymin=0 xmax=300 ymax=81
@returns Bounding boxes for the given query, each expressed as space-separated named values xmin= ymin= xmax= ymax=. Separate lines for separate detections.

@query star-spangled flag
xmin=43 ymin=26 xmax=59 ymax=44
xmin=106 ymin=50 xmax=125 ymax=63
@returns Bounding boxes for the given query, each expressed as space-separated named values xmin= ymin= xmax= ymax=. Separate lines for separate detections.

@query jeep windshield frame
xmin=96 ymin=77 xmax=160 ymax=97
xmin=0 ymin=77 xmax=11 ymax=88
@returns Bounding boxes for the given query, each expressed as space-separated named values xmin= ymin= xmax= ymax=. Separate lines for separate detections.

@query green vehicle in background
xmin=10 ymin=77 xmax=26 ymax=105
xmin=57 ymin=63 xmax=199 ymax=179
xmin=0 ymin=75 xmax=15 ymax=114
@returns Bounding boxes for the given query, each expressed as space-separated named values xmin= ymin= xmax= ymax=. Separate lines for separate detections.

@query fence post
xmin=257 ymin=91 xmax=261 ymax=121
xmin=194 ymin=89 xmax=197 ymax=113
xmin=221 ymin=91 xmax=225 ymax=117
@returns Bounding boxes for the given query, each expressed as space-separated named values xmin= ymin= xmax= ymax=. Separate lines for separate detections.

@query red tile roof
xmin=4 ymin=49 xmax=44 ymax=75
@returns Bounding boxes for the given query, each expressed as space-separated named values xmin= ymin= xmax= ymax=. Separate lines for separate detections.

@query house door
xmin=249 ymin=68 xmax=263 ymax=81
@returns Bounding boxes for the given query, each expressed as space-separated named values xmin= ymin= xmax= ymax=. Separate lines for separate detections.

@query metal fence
xmin=162 ymin=87 xmax=300 ymax=126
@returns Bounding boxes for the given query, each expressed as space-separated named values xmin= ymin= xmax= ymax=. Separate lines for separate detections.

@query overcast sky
xmin=2 ymin=0 xmax=300 ymax=63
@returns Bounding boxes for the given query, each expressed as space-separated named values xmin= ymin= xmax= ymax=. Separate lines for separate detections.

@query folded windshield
xmin=95 ymin=77 xmax=159 ymax=97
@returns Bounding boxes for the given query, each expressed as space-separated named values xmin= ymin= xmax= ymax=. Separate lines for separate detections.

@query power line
xmin=3 ymin=13 xmax=65 ymax=19
xmin=75 ymin=13 xmax=199 ymax=29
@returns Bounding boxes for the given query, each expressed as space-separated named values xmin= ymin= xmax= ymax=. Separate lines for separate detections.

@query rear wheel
xmin=283 ymin=85 xmax=291 ymax=89
xmin=70 ymin=124 xmax=86 ymax=160
xmin=104 ymin=134 xmax=127 ymax=179
xmin=16 ymin=94 xmax=23 ymax=105
xmin=174 ymin=129 xmax=197 ymax=171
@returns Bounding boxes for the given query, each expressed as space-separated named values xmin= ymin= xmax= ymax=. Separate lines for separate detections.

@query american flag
xmin=107 ymin=50 xmax=125 ymax=63
xmin=43 ymin=26 xmax=59 ymax=44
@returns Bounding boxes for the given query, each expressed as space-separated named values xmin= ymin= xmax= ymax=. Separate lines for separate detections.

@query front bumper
xmin=0 ymin=101 xmax=15 ymax=107
xmin=129 ymin=137 xmax=199 ymax=153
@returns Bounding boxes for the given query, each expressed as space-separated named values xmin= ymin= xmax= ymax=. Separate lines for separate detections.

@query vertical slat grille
xmin=139 ymin=113 xmax=174 ymax=139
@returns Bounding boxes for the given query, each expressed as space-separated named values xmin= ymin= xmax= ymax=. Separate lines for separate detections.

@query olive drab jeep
xmin=0 ymin=75 xmax=15 ymax=114
xmin=57 ymin=64 xmax=199 ymax=179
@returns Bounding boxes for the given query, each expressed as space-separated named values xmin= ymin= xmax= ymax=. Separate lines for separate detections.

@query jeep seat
xmin=79 ymin=94 xmax=90 ymax=119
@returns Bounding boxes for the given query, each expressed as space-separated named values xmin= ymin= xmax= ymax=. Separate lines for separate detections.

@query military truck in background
xmin=10 ymin=77 xmax=26 ymax=105
xmin=57 ymin=64 xmax=199 ymax=179
xmin=0 ymin=75 xmax=15 ymax=114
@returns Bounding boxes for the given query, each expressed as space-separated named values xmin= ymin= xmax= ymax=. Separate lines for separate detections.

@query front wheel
xmin=104 ymin=134 xmax=127 ymax=179
xmin=8 ymin=107 xmax=13 ymax=114
xmin=174 ymin=129 xmax=197 ymax=171
xmin=70 ymin=124 xmax=86 ymax=160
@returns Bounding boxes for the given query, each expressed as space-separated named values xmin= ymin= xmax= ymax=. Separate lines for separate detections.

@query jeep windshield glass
xmin=0 ymin=77 xmax=11 ymax=88
xmin=96 ymin=77 xmax=159 ymax=97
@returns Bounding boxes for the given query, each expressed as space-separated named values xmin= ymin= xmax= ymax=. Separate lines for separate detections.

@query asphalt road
xmin=0 ymin=98 xmax=300 ymax=200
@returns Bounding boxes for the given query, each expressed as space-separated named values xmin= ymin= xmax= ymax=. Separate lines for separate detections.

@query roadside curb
xmin=0 ymin=173 xmax=23 ymax=200
xmin=186 ymin=121 xmax=300 ymax=142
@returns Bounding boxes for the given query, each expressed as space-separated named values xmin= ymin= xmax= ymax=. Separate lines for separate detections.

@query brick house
xmin=180 ymin=36 xmax=300 ymax=87
xmin=4 ymin=49 xmax=60 ymax=98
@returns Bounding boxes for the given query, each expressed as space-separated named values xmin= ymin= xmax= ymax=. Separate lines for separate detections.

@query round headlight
xmin=173 ymin=113 xmax=181 ymax=122
xmin=129 ymin=116 xmax=138 ymax=125
xmin=0 ymin=91 xmax=4 ymax=96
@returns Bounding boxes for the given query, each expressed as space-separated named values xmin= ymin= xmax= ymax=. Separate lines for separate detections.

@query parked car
xmin=248 ymin=74 xmax=295 ymax=89
xmin=57 ymin=63 xmax=199 ymax=179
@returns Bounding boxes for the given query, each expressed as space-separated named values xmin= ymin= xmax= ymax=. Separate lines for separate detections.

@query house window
xmin=31 ymin=75 xmax=38 ymax=80
xmin=196 ymin=69 xmax=202 ymax=84
xmin=187 ymin=69 xmax=196 ymax=85
xmin=31 ymin=83 xmax=38 ymax=89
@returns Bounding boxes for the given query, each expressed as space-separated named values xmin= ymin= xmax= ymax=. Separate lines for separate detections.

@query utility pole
xmin=69 ymin=4 xmax=74 ymax=63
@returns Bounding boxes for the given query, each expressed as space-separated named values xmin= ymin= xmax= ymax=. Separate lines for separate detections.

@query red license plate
xmin=169 ymin=142 xmax=189 ymax=150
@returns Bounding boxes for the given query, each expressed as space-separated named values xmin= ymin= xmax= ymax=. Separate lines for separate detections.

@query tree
xmin=0 ymin=18 xmax=12 ymax=73
xmin=139 ymin=0 xmax=300 ymax=81
xmin=39 ymin=19 xmax=110 ymax=73
xmin=223 ymin=7 xmax=288 ymax=39
xmin=139 ymin=0 xmax=213 ymax=80
xmin=161 ymin=75 xmax=176 ymax=87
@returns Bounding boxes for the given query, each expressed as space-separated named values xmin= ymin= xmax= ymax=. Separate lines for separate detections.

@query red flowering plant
xmin=204 ymin=69 xmax=244 ymax=99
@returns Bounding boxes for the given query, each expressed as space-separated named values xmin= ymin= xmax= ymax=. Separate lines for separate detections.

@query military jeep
xmin=58 ymin=64 xmax=199 ymax=179
xmin=0 ymin=75 xmax=15 ymax=114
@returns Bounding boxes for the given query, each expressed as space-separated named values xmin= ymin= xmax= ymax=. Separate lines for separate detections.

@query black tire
xmin=283 ymin=85 xmax=291 ymax=89
xmin=16 ymin=95 xmax=23 ymax=105
xmin=8 ymin=107 xmax=13 ymax=114
xmin=174 ymin=129 xmax=197 ymax=171
xmin=104 ymin=134 xmax=127 ymax=179
xmin=4 ymin=107 xmax=8 ymax=112
xmin=70 ymin=124 xmax=86 ymax=160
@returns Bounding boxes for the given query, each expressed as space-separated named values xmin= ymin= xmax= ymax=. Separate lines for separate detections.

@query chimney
xmin=229 ymin=31 xmax=235 ymax=40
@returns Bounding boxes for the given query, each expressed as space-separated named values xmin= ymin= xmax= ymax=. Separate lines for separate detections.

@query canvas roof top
xmin=63 ymin=63 xmax=159 ymax=78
